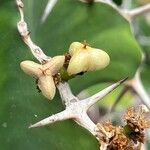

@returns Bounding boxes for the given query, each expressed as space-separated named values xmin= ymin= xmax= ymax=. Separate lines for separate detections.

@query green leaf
xmin=0 ymin=0 xmax=143 ymax=150
xmin=23 ymin=0 xmax=141 ymax=92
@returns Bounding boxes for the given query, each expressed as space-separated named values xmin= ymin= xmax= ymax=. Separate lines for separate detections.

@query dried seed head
xmin=67 ymin=42 xmax=110 ymax=75
xmin=96 ymin=122 xmax=135 ymax=150
xmin=38 ymin=76 xmax=56 ymax=100
xmin=96 ymin=121 xmax=142 ymax=150
xmin=108 ymin=127 xmax=129 ymax=150
xmin=20 ymin=60 xmax=42 ymax=77
xmin=123 ymin=105 xmax=150 ymax=143
xmin=96 ymin=106 xmax=150 ymax=150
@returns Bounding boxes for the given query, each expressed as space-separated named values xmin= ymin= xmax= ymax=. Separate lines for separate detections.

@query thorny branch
xmin=128 ymin=4 xmax=150 ymax=19
xmin=16 ymin=0 xmax=150 ymax=149
xmin=16 ymin=0 xmax=126 ymax=144
xmin=122 ymin=4 xmax=150 ymax=22
xmin=16 ymin=0 xmax=50 ymax=63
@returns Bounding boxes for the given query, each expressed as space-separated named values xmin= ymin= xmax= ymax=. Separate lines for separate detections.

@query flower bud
xmin=67 ymin=42 xmax=110 ymax=75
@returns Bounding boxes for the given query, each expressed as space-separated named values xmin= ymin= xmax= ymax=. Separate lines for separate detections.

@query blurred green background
xmin=0 ymin=0 xmax=149 ymax=150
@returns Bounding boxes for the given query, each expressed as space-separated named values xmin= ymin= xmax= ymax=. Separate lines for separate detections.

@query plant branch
xmin=57 ymin=82 xmax=79 ymax=106
xmin=29 ymin=79 xmax=126 ymax=136
xmin=16 ymin=0 xmax=127 ymax=145
xmin=132 ymin=71 xmax=150 ymax=108
xmin=128 ymin=4 xmax=150 ymax=19
xmin=16 ymin=0 xmax=50 ymax=63
xmin=125 ymin=69 xmax=150 ymax=109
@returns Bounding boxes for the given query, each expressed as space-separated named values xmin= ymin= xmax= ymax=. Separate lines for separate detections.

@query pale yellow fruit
xmin=67 ymin=42 xmax=110 ymax=75
xmin=20 ymin=55 xmax=65 ymax=100
xmin=89 ymin=48 xmax=110 ymax=71
xmin=43 ymin=55 xmax=65 ymax=75
xmin=20 ymin=60 xmax=42 ymax=77
xmin=67 ymin=50 xmax=90 ymax=75
xmin=69 ymin=42 xmax=84 ymax=55
xmin=38 ymin=75 xmax=56 ymax=100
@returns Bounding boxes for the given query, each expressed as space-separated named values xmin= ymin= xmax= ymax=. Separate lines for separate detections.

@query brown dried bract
xmin=96 ymin=122 xmax=134 ymax=150
xmin=123 ymin=105 xmax=150 ymax=143
xmin=96 ymin=105 xmax=150 ymax=150
xmin=53 ymin=73 xmax=61 ymax=85
xmin=64 ymin=52 xmax=71 ymax=68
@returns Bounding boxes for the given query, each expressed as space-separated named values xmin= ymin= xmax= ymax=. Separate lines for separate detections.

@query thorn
xmin=85 ymin=77 xmax=129 ymax=108
xmin=119 ymin=77 xmax=128 ymax=85
xmin=28 ymin=110 xmax=70 ymax=128
xmin=28 ymin=117 xmax=51 ymax=128
xmin=29 ymin=123 xmax=41 ymax=129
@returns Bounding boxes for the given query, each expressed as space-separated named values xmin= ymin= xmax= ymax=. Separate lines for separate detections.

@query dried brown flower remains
xmin=123 ymin=104 xmax=150 ymax=143
xmin=96 ymin=105 xmax=150 ymax=150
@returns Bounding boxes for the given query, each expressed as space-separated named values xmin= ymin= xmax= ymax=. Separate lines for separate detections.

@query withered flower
xmin=96 ymin=105 xmax=150 ymax=150
xmin=123 ymin=105 xmax=150 ymax=143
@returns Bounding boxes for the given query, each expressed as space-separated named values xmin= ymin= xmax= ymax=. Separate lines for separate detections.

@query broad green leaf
xmin=0 ymin=0 xmax=143 ymax=150
xmin=23 ymin=0 xmax=141 ymax=92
